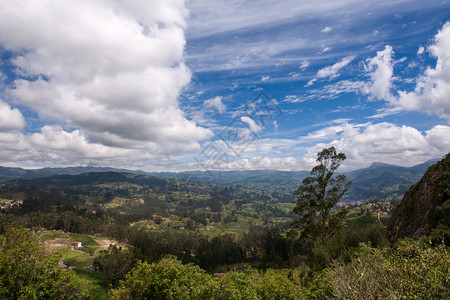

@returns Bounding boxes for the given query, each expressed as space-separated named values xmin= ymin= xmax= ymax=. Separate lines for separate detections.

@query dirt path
xmin=378 ymin=212 xmax=386 ymax=228
xmin=43 ymin=238 xmax=73 ymax=251
xmin=96 ymin=237 xmax=118 ymax=250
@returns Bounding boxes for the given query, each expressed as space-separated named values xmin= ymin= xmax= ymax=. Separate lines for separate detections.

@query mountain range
xmin=0 ymin=159 xmax=438 ymax=203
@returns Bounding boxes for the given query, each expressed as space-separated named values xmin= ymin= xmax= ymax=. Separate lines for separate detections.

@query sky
xmin=0 ymin=0 xmax=449 ymax=172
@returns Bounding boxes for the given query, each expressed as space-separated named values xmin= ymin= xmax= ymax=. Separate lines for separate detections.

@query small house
xmin=71 ymin=241 xmax=83 ymax=250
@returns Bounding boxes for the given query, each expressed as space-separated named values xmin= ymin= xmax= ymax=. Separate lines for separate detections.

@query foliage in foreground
xmin=0 ymin=226 xmax=88 ymax=299
xmin=321 ymin=239 xmax=450 ymax=299
xmin=108 ymin=256 xmax=306 ymax=299
xmin=109 ymin=239 xmax=449 ymax=300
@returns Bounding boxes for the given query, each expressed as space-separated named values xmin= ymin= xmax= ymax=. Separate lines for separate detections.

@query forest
xmin=0 ymin=149 xmax=449 ymax=299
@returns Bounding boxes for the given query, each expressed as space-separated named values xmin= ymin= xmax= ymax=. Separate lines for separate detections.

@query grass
xmin=68 ymin=233 xmax=100 ymax=247
xmin=40 ymin=231 xmax=69 ymax=241
xmin=41 ymin=232 xmax=117 ymax=299
xmin=347 ymin=214 xmax=378 ymax=227
xmin=102 ymin=197 xmax=128 ymax=208
xmin=73 ymin=269 xmax=106 ymax=300
xmin=64 ymin=252 xmax=95 ymax=268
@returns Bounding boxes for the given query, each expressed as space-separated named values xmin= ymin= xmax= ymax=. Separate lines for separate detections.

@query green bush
xmin=322 ymin=239 xmax=450 ymax=299
xmin=109 ymin=257 xmax=214 ymax=299
xmin=0 ymin=226 xmax=88 ymax=299
xmin=109 ymin=256 xmax=307 ymax=299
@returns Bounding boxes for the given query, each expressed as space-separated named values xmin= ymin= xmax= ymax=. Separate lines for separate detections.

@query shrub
xmin=323 ymin=239 xmax=450 ymax=299
xmin=0 ymin=226 xmax=88 ymax=299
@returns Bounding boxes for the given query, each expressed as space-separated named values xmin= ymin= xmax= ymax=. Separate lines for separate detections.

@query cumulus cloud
xmin=363 ymin=45 xmax=395 ymax=101
xmin=29 ymin=126 xmax=146 ymax=163
xmin=189 ymin=121 xmax=450 ymax=171
xmin=396 ymin=22 xmax=450 ymax=120
xmin=303 ymin=122 xmax=450 ymax=169
xmin=0 ymin=125 xmax=152 ymax=167
xmin=203 ymin=96 xmax=226 ymax=113
xmin=361 ymin=22 xmax=450 ymax=121
xmin=186 ymin=119 xmax=449 ymax=171
xmin=321 ymin=26 xmax=333 ymax=33
xmin=0 ymin=0 xmax=211 ymax=158
xmin=0 ymin=100 xmax=25 ymax=132
xmin=307 ymin=56 xmax=355 ymax=86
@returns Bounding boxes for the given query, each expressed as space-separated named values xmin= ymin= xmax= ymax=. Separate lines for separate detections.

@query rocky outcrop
xmin=388 ymin=154 xmax=450 ymax=242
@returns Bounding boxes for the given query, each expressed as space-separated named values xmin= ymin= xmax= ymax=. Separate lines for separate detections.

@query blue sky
xmin=0 ymin=0 xmax=449 ymax=171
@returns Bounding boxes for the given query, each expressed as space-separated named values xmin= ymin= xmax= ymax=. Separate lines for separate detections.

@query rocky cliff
xmin=388 ymin=154 xmax=450 ymax=243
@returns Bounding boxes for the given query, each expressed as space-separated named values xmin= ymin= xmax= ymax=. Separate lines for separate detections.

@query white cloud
xmin=363 ymin=45 xmax=395 ymax=101
xmin=399 ymin=22 xmax=450 ymax=120
xmin=307 ymin=56 xmax=355 ymax=86
xmin=306 ymin=79 xmax=317 ymax=87
xmin=0 ymin=125 xmax=154 ymax=167
xmin=417 ymin=46 xmax=425 ymax=55
xmin=215 ymin=156 xmax=304 ymax=171
xmin=307 ymin=80 xmax=365 ymax=100
xmin=361 ymin=23 xmax=450 ymax=121
xmin=300 ymin=60 xmax=309 ymax=70
xmin=0 ymin=132 xmax=29 ymax=152
xmin=425 ymin=125 xmax=450 ymax=152
xmin=283 ymin=95 xmax=304 ymax=103
xmin=30 ymin=126 xmax=143 ymax=161
xmin=303 ymin=122 xmax=450 ymax=169
xmin=317 ymin=56 xmax=355 ymax=79
xmin=186 ymin=120 xmax=450 ymax=171
xmin=241 ymin=116 xmax=264 ymax=134
xmin=0 ymin=0 xmax=211 ymax=157
xmin=0 ymin=100 xmax=25 ymax=132
xmin=203 ymin=96 xmax=226 ymax=113
xmin=189 ymin=121 xmax=450 ymax=171
xmin=321 ymin=26 xmax=333 ymax=33
xmin=261 ymin=75 xmax=270 ymax=82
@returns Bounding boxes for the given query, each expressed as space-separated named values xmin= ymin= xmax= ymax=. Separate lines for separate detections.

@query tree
xmin=108 ymin=256 xmax=214 ymax=299
xmin=93 ymin=245 xmax=137 ymax=289
xmin=0 ymin=226 xmax=88 ymax=299
xmin=293 ymin=146 xmax=350 ymax=243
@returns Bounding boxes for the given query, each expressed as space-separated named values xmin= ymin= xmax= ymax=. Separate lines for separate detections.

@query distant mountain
xmin=153 ymin=160 xmax=438 ymax=202
xmin=0 ymin=166 xmax=149 ymax=181
xmin=151 ymin=170 xmax=309 ymax=194
xmin=0 ymin=158 xmax=439 ymax=203
xmin=344 ymin=159 xmax=437 ymax=202
xmin=1 ymin=171 xmax=137 ymax=188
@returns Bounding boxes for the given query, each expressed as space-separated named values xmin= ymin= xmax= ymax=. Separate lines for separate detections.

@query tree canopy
xmin=0 ymin=226 xmax=87 ymax=299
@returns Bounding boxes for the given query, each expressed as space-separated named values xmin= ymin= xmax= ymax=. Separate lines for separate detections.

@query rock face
xmin=388 ymin=154 xmax=450 ymax=242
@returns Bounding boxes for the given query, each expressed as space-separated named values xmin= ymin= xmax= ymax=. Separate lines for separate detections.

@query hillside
xmin=0 ymin=166 xmax=146 ymax=180
xmin=388 ymin=154 xmax=450 ymax=242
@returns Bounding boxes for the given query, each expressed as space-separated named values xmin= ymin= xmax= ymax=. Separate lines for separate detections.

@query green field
xmin=39 ymin=231 xmax=122 ymax=299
